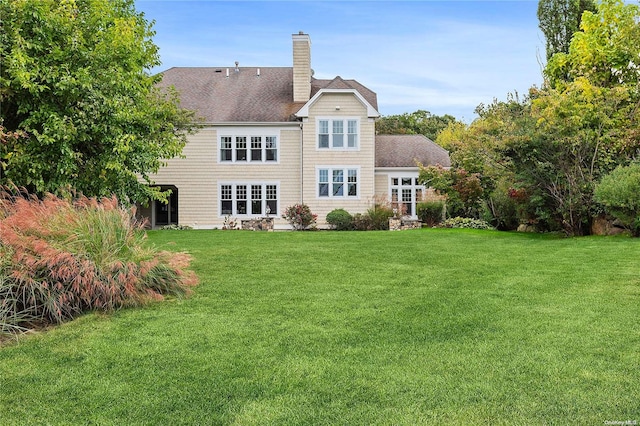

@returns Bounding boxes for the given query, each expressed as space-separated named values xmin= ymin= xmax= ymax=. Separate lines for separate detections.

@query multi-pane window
xmin=221 ymin=185 xmax=233 ymax=215
xmin=390 ymin=176 xmax=424 ymax=218
xmin=318 ymin=119 xmax=358 ymax=149
xmin=221 ymin=137 xmax=233 ymax=161
xmin=266 ymin=185 xmax=277 ymax=215
xmin=265 ymin=137 xmax=277 ymax=161
xmin=236 ymin=185 xmax=247 ymax=214
xmin=219 ymin=183 xmax=278 ymax=216
xmin=318 ymin=168 xmax=359 ymax=198
xmin=220 ymin=135 xmax=278 ymax=162
xmin=251 ymin=137 xmax=262 ymax=161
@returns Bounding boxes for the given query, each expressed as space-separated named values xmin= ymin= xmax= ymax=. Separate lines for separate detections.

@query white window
xmin=220 ymin=135 xmax=278 ymax=163
xmin=317 ymin=167 xmax=359 ymax=198
xmin=317 ymin=119 xmax=359 ymax=150
xmin=219 ymin=183 xmax=278 ymax=217
xmin=390 ymin=176 xmax=424 ymax=218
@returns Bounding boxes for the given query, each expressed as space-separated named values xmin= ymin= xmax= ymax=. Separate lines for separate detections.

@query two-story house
xmin=140 ymin=32 xmax=450 ymax=229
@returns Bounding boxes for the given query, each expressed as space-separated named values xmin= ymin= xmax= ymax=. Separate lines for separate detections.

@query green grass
xmin=1 ymin=229 xmax=639 ymax=425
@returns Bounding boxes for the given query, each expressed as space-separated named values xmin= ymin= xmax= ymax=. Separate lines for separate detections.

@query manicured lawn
xmin=1 ymin=229 xmax=638 ymax=425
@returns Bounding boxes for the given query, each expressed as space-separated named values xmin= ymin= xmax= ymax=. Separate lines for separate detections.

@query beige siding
xmin=147 ymin=126 xmax=301 ymax=228
xmin=301 ymin=93 xmax=376 ymax=226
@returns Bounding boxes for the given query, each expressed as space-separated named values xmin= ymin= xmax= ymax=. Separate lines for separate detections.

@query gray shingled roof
xmin=158 ymin=67 xmax=378 ymax=123
xmin=375 ymin=135 xmax=451 ymax=168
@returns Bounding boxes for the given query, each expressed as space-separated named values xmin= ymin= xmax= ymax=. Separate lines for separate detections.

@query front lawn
xmin=1 ymin=229 xmax=638 ymax=424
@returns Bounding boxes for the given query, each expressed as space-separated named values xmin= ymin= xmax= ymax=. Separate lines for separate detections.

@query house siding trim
xmin=295 ymin=89 xmax=379 ymax=118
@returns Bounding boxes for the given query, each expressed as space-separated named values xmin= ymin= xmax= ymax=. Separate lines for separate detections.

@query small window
xmin=318 ymin=169 xmax=329 ymax=197
xmin=251 ymin=137 xmax=262 ymax=161
xmin=221 ymin=137 xmax=232 ymax=162
xmin=332 ymin=121 xmax=344 ymax=148
xmin=318 ymin=120 xmax=329 ymax=148
xmin=266 ymin=185 xmax=278 ymax=215
xmin=221 ymin=185 xmax=232 ymax=214
xmin=265 ymin=136 xmax=277 ymax=161
xmin=236 ymin=137 xmax=247 ymax=161
xmin=347 ymin=120 xmax=358 ymax=148
xmin=236 ymin=185 xmax=247 ymax=214
xmin=251 ymin=185 xmax=262 ymax=215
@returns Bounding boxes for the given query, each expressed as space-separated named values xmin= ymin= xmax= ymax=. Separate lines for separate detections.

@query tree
xmin=375 ymin=110 xmax=459 ymax=141
xmin=545 ymin=0 xmax=640 ymax=89
xmin=538 ymin=0 xmax=597 ymax=61
xmin=0 ymin=0 xmax=197 ymax=203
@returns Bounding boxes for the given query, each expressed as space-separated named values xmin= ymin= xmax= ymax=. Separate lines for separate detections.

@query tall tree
xmin=0 ymin=0 xmax=197 ymax=203
xmin=538 ymin=0 xmax=597 ymax=61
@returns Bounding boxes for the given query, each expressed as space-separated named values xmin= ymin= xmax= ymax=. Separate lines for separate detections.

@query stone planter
xmin=389 ymin=218 xmax=422 ymax=231
xmin=241 ymin=217 xmax=274 ymax=231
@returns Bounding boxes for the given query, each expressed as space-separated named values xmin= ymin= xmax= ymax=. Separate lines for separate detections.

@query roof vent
xmin=256 ymin=68 xmax=260 ymax=77
xmin=215 ymin=69 xmax=222 ymax=73
xmin=235 ymin=61 xmax=239 ymax=72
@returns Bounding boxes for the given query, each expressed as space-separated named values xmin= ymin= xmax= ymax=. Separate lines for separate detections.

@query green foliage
xmin=594 ymin=163 xmax=640 ymax=235
xmin=0 ymin=187 xmax=197 ymax=336
xmin=376 ymin=110 xmax=460 ymax=140
xmin=326 ymin=208 xmax=353 ymax=231
xmin=538 ymin=0 xmax=597 ymax=61
xmin=0 ymin=0 xmax=197 ymax=203
xmin=417 ymin=201 xmax=445 ymax=227
xmin=545 ymin=0 xmax=640 ymax=88
xmin=419 ymin=165 xmax=484 ymax=218
xmin=282 ymin=204 xmax=317 ymax=230
xmin=366 ymin=202 xmax=394 ymax=230
xmin=441 ymin=217 xmax=494 ymax=230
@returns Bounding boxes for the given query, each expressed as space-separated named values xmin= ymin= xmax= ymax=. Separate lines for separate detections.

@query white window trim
xmin=218 ymin=132 xmax=280 ymax=164
xmin=316 ymin=166 xmax=361 ymax=199
xmin=218 ymin=181 xmax=280 ymax=217
xmin=316 ymin=117 xmax=360 ymax=151
xmin=389 ymin=174 xmax=425 ymax=219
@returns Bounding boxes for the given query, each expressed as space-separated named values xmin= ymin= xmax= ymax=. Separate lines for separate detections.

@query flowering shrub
xmin=0 ymin=187 xmax=197 ymax=336
xmin=441 ymin=217 xmax=494 ymax=230
xmin=282 ymin=204 xmax=317 ymax=230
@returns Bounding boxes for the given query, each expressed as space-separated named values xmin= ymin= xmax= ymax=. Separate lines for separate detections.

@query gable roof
xmin=375 ymin=135 xmax=451 ymax=168
xmin=158 ymin=67 xmax=378 ymax=123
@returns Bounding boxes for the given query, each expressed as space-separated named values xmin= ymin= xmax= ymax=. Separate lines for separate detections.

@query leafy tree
xmin=0 ymin=0 xmax=197 ymax=203
xmin=418 ymin=164 xmax=484 ymax=218
xmin=594 ymin=163 xmax=640 ymax=236
xmin=538 ymin=0 xmax=597 ymax=61
xmin=376 ymin=110 xmax=459 ymax=141
xmin=545 ymin=0 xmax=640 ymax=88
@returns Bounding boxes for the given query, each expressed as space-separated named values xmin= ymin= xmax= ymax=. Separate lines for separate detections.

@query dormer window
xmin=317 ymin=118 xmax=359 ymax=150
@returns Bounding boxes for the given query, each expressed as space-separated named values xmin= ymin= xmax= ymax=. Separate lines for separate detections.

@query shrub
xmin=417 ymin=201 xmax=445 ymax=227
xmin=441 ymin=217 xmax=494 ymax=230
xmin=0 ymin=187 xmax=197 ymax=336
xmin=594 ymin=163 xmax=640 ymax=236
xmin=326 ymin=209 xmax=353 ymax=230
xmin=282 ymin=204 xmax=317 ymax=231
xmin=367 ymin=203 xmax=394 ymax=231
xmin=352 ymin=213 xmax=373 ymax=231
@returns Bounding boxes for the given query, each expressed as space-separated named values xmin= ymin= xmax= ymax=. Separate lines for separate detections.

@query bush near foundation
xmin=0 ymin=187 xmax=197 ymax=336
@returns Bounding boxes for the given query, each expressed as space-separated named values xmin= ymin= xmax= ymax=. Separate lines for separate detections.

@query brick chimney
xmin=292 ymin=32 xmax=311 ymax=103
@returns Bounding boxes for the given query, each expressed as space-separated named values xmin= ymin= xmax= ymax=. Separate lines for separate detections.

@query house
xmin=140 ymin=32 xmax=450 ymax=229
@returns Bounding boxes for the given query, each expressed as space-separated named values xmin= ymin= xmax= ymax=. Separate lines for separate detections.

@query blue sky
xmin=135 ymin=1 xmax=545 ymax=122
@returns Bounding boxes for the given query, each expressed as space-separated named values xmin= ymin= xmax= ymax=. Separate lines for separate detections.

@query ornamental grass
xmin=0 ymin=187 xmax=197 ymax=336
